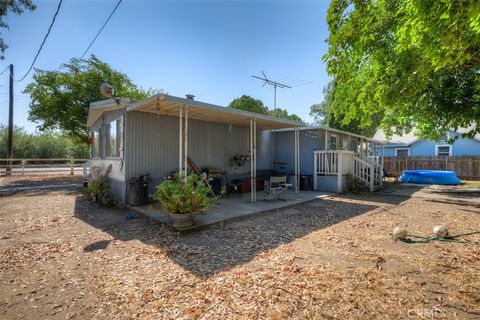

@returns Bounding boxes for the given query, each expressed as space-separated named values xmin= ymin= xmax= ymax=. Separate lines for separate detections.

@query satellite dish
xmin=100 ymin=82 xmax=115 ymax=98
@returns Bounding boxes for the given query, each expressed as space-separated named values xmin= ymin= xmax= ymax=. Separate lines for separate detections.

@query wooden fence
xmin=0 ymin=158 xmax=89 ymax=176
xmin=383 ymin=156 xmax=480 ymax=179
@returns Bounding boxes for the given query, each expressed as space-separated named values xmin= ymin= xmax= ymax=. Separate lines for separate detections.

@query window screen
xmin=396 ymin=149 xmax=409 ymax=157
xmin=437 ymin=146 xmax=451 ymax=156
xmin=107 ymin=119 xmax=122 ymax=157
xmin=92 ymin=128 xmax=102 ymax=158
xmin=329 ymin=135 xmax=337 ymax=150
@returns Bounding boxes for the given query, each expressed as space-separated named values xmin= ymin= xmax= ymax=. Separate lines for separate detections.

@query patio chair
xmin=263 ymin=176 xmax=290 ymax=201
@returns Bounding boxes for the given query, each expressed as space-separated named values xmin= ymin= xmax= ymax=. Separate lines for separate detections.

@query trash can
xmin=128 ymin=178 xmax=148 ymax=206
xmin=300 ymin=175 xmax=312 ymax=191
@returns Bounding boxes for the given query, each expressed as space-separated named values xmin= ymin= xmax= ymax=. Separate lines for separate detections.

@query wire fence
xmin=0 ymin=158 xmax=89 ymax=176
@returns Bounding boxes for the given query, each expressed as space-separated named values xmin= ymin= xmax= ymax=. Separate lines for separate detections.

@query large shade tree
xmin=25 ymin=55 xmax=152 ymax=143
xmin=324 ymin=0 xmax=480 ymax=140
xmin=0 ymin=0 xmax=35 ymax=59
xmin=310 ymin=80 xmax=381 ymax=137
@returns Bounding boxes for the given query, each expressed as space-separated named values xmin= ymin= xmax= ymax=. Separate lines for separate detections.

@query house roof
xmin=87 ymin=98 xmax=132 ymax=127
xmin=126 ymin=94 xmax=302 ymax=130
xmin=274 ymin=126 xmax=380 ymax=142
xmin=372 ymin=129 xmax=419 ymax=146
xmin=87 ymin=94 xmax=301 ymax=129
xmin=373 ymin=126 xmax=480 ymax=146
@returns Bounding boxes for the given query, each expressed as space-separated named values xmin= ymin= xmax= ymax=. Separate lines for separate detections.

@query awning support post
xmin=295 ymin=127 xmax=300 ymax=193
xmin=179 ymin=107 xmax=183 ymax=176
xmin=381 ymin=144 xmax=384 ymax=189
xmin=184 ymin=106 xmax=188 ymax=176
xmin=250 ymin=118 xmax=257 ymax=203
xmin=253 ymin=118 xmax=256 ymax=202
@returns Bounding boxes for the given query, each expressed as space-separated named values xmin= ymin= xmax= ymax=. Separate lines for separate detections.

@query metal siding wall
xmin=126 ymin=112 xmax=252 ymax=180
xmin=274 ymin=129 xmax=327 ymax=175
xmin=257 ymin=131 xmax=274 ymax=170
xmin=274 ymin=131 xmax=295 ymax=174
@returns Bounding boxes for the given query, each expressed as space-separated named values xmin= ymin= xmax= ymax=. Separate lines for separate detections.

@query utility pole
xmin=6 ymin=64 xmax=13 ymax=176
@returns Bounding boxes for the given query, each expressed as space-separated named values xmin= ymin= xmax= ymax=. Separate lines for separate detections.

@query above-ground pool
xmin=399 ymin=170 xmax=461 ymax=185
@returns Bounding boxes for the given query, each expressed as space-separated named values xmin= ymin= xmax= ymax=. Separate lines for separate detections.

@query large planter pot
xmin=170 ymin=212 xmax=194 ymax=230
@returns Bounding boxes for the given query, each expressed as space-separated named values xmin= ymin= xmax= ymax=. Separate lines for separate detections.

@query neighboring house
xmin=373 ymin=129 xmax=480 ymax=157
xmin=86 ymin=94 xmax=381 ymax=203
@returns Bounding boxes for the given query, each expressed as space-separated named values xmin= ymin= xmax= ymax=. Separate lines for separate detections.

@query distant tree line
xmin=0 ymin=125 xmax=89 ymax=159
xmin=228 ymin=95 xmax=304 ymax=124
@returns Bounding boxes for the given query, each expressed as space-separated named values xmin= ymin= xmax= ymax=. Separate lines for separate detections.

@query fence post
xmin=22 ymin=160 xmax=25 ymax=176
xmin=70 ymin=156 xmax=74 ymax=175
xmin=313 ymin=152 xmax=318 ymax=190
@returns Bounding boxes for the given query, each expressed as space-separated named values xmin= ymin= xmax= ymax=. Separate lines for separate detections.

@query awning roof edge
xmin=126 ymin=94 xmax=302 ymax=129
xmin=87 ymin=98 xmax=132 ymax=127
xmin=272 ymin=126 xmax=384 ymax=143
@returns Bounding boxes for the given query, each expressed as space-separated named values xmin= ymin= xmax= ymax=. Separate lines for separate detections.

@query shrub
xmin=85 ymin=179 xmax=113 ymax=206
xmin=152 ymin=174 xmax=211 ymax=214
xmin=346 ymin=173 xmax=365 ymax=193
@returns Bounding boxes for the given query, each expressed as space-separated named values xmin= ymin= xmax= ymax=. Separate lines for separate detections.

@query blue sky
xmin=1 ymin=0 xmax=331 ymax=132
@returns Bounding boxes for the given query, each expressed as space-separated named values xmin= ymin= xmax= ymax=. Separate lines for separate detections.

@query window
xmin=342 ymin=137 xmax=349 ymax=150
xmin=395 ymin=148 xmax=410 ymax=157
xmin=107 ymin=118 xmax=122 ymax=157
xmin=92 ymin=128 xmax=102 ymax=158
xmin=329 ymin=134 xmax=338 ymax=150
xmin=436 ymin=145 xmax=452 ymax=156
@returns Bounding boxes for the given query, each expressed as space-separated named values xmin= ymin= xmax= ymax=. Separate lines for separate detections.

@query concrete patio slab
xmin=127 ymin=190 xmax=332 ymax=228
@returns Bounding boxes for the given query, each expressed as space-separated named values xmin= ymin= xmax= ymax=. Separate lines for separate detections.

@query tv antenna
xmin=252 ymin=71 xmax=291 ymax=108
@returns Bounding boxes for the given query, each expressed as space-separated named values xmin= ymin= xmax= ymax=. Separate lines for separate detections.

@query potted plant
xmin=152 ymin=173 xmax=211 ymax=230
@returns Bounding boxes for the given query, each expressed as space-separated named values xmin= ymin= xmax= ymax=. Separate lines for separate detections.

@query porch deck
xmin=127 ymin=190 xmax=332 ymax=229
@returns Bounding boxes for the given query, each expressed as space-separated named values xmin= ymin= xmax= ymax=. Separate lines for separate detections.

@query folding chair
xmin=263 ymin=176 xmax=290 ymax=201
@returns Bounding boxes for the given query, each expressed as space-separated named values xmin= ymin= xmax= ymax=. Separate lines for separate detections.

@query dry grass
xmin=1 ymin=189 xmax=479 ymax=319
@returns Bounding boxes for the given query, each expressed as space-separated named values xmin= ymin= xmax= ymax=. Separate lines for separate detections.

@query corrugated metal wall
xmin=274 ymin=129 xmax=360 ymax=176
xmin=125 ymin=111 xmax=261 ymax=180
xmin=274 ymin=129 xmax=326 ymax=175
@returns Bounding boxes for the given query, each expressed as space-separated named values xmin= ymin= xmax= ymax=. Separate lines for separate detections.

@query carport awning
xmin=126 ymin=94 xmax=301 ymax=130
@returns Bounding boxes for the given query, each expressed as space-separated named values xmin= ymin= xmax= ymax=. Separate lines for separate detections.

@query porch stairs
xmin=313 ymin=150 xmax=383 ymax=193
xmin=353 ymin=154 xmax=382 ymax=192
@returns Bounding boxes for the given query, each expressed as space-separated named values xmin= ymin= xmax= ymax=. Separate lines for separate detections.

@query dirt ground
xmin=1 ymin=179 xmax=479 ymax=319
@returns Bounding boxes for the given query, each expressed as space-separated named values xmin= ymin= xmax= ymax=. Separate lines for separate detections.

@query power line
xmin=0 ymin=65 xmax=9 ymax=76
xmin=16 ymin=0 xmax=64 ymax=82
xmin=80 ymin=0 xmax=123 ymax=59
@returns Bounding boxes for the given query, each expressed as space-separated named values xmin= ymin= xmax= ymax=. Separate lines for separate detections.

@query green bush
xmin=0 ymin=125 xmax=89 ymax=159
xmin=84 ymin=179 xmax=113 ymax=206
xmin=346 ymin=173 xmax=365 ymax=193
xmin=152 ymin=174 xmax=211 ymax=214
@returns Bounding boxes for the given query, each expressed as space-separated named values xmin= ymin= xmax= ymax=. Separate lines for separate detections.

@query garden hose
xmin=390 ymin=231 xmax=480 ymax=244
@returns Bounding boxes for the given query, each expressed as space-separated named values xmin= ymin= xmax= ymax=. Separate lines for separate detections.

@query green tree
xmin=24 ymin=55 xmax=152 ymax=143
xmin=324 ymin=0 xmax=480 ymax=140
xmin=228 ymin=95 xmax=303 ymax=123
xmin=269 ymin=108 xmax=304 ymax=124
xmin=0 ymin=0 xmax=35 ymax=59
xmin=310 ymin=80 xmax=380 ymax=136
xmin=228 ymin=95 xmax=269 ymax=114
xmin=0 ymin=125 xmax=89 ymax=159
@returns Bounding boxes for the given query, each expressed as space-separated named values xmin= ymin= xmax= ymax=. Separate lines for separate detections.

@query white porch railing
xmin=314 ymin=150 xmax=382 ymax=192
xmin=314 ymin=150 xmax=355 ymax=193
